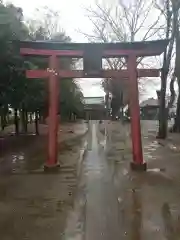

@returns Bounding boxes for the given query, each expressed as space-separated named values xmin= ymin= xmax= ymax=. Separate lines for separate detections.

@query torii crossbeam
xmin=17 ymin=39 xmax=169 ymax=172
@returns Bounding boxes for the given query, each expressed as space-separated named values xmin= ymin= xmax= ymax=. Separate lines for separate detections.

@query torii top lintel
xmin=18 ymin=39 xmax=169 ymax=58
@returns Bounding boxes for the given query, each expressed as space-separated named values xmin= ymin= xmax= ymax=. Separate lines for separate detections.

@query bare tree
xmin=26 ymin=7 xmax=68 ymax=40
xmin=155 ymin=0 xmax=180 ymax=137
xmin=171 ymin=0 xmax=180 ymax=132
xmin=156 ymin=0 xmax=173 ymax=138
xmin=81 ymin=0 xmax=167 ymax=118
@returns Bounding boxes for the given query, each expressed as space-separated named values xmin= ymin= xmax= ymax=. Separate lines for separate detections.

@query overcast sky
xmin=6 ymin=0 xmax=162 ymax=99
xmin=6 ymin=0 xmax=105 ymax=97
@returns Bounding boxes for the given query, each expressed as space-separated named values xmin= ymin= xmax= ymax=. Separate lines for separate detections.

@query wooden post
xmin=44 ymin=55 xmax=60 ymax=171
xmin=127 ymin=54 xmax=146 ymax=171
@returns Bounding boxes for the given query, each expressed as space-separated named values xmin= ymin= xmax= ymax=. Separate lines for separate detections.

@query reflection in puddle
xmin=11 ymin=152 xmax=25 ymax=172
xmin=12 ymin=153 xmax=25 ymax=163
xmin=162 ymin=203 xmax=180 ymax=240
xmin=0 ymin=152 xmax=26 ymax=174
xmin=162 ymin=203 xmax=174 ymax=239
xmin=144 ymin=141 xmax=160 ymax=161
xmin=168 ymin=144 xmax=180 ymax=152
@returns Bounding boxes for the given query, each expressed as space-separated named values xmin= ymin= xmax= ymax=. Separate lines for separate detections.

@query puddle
xmin=0 ymin=152 xmax=27 ymax=174
xmin=168 ymin=144 xmax=180 ymax=152
xmin=143 ymin=141 xmax=161 ymax=161
xmin=147 ymin=168 xmax=165 ymax=173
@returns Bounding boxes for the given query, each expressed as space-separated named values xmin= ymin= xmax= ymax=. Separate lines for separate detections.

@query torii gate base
xmin=19 ymin=40 xmax=168 ymax=172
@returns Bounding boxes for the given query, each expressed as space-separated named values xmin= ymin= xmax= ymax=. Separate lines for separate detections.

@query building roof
xmin=140 ymin=98 xmax=159 ymax=107
xmin=84 ymin=97 xmax=105 ymax=105
xmin=16 ymin=39 xmax=169 ymax=57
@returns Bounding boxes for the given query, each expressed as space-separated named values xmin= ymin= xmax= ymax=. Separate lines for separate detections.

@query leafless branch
xmin=80 ymin=0 xmax=170 ymax=101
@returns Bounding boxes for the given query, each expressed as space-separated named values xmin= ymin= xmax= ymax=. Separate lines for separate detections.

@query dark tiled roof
xmin=15 ymin=39 xmax=169 ymax=57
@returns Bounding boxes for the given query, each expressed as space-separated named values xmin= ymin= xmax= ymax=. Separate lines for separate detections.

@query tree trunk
xmin=30 ymin=113 xmax=33 ymax=124
xmin=121 ymin=107 xmax=124 ymax=120
xmin=0 ymin=106 xmax=8 ymax=131
xmin=111 ymin=97 xmax=120 ymax=120
xmin=21 ymin=108 xmax=27 ymax=133
xmin=25 ymin=111 xmax=28 ymax=132
xmin=158 ymin=69 xmax=168 ymax=139
xmin=7 ymin=110 xmax=9 ymax=123
xmin=68 ymin=111 xmax=71 ymax=121
xmin=1 ymin=113 xmax=5 ymax=130
xmin=14 ymin=108 xmax=19 ymax=135
xmin=169 ymin=74 xmax=176 ymax=109
xmin=158 ymin=0 xmax=176 ymax=139
xmin=172 ymin=80 xmax=180 ymax=132
xmin=172 ymin=1 xmax=180 ymax=132
xmin=35 ymin=111 xmax=39 ymax=135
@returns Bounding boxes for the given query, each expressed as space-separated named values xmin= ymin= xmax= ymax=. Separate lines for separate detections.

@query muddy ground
xmin=0 ymin=120 xmax=180 ymax=239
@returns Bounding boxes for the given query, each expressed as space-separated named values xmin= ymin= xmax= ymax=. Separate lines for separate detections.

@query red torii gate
xmin=18 ymin=39 xmax=168 ymax=172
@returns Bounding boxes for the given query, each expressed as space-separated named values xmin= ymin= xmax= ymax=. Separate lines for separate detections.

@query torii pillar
xmin=127 ymin=54 xmax=145 ymax=170
xmin=44 ymin=55 xmax=60 ymax=171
